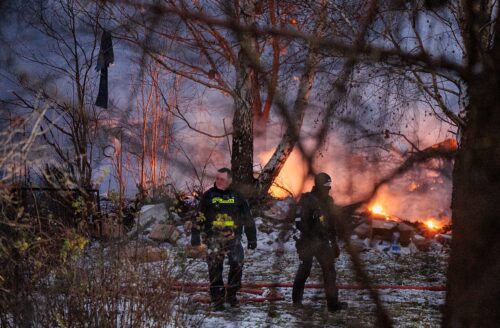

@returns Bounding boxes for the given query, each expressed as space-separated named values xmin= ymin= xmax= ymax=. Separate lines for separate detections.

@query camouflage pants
xmin=206 ymin=236 xmax=244 ymax=305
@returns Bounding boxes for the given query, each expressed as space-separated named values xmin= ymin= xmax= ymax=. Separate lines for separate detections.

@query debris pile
xmin=128 ymin=203 xmax=182 ymax=244
xmin=350 ymin=214 xmax=451 ymax=255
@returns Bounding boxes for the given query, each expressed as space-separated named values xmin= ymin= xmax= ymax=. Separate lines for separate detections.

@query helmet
xmin=314 ymin=172 xmax=332 ymax=188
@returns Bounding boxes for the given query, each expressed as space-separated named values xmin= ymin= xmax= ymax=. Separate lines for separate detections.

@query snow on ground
xmin=162 ymin=215 xmax=448 ymax=328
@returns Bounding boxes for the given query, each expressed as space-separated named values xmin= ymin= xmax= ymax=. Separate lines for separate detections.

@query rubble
xmin=371 ymin=219 xmax=398 ymax=242
xmin=436 ymin=233 xmax=452 ymax=245
xmin=348 ymin=214 xmax=446 ymax=254
xmin=137 ymin=203 xmax=168 ymax=225
xmin=176 ymin=211 xmax=448 ymax=327
xmin=128 ymin=203 xmax=181 ymax=243
xmin=149 ymin=224 xmax=181 ymax=243
xmin=412 ymin=234 xmax=431 ymax=251
xmin=353 ymin=223 xmax=371 ymax=239
xmin=397 ymin=222 xmax=417 ymax=246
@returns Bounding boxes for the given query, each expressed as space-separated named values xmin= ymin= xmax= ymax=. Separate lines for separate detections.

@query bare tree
xmin=113 ymin=0 xmax=500 ymax=325
xmin=6 ymin=0 xmax=105 ymax=191
xmin=105 ymin=0 xmax=338 ymax=193
xmin=133 ymin=62 xmax=174 ymax=198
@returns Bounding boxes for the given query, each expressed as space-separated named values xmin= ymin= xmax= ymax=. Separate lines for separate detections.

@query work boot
xmin=212 ymin=302 xmax=225 ymax=312
xmin=227 ymin=297 xmax=240 ymax=308
xmin=327 ymin=301 xmax=347 ymax=312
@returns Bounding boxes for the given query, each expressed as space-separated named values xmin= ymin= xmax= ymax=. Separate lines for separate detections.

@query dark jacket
xmin=296 ymin=186 xmax=338 ymax=247
xmin=191 ymin=185 xmax=256 ymax=246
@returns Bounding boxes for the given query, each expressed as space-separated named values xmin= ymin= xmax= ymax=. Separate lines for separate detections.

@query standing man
xmin=191 ymin=168 xmax=257 ymax=311
xmin=292 ymin=172 xmax=346 ymax=312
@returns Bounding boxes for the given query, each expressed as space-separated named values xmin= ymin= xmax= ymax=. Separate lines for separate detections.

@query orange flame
xmin=422 ymin=217 xmax=443 ymax=234
xmin=369 ymin=203 xmax=388 ymax=217
xmin=368 ymin=203 xmax=398 ymax=221
xmin=425 ymin=220 xmax=437 ymax=230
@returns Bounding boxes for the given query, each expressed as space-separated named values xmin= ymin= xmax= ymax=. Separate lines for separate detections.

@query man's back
xmin=296 ymin=191 xmax=336 ymax=243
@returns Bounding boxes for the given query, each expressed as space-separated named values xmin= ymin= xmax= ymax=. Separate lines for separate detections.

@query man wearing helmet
xmin=292 ymin=172 xmax=346 ymax=312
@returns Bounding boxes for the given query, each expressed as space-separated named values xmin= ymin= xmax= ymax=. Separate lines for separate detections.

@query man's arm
xmin=327 ymin=198 xmax=341 ymax=258
xmin=240 ymin=196 xmax=257 ymax=249
xmin=191 ymin=192 xmax=208 ymax=246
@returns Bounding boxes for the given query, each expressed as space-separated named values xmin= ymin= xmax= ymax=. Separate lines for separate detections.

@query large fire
xmin=259 ymin=139 xmax=455 ymax=231
xmin=367 ymin=202 xmax=448 ymax=233
xmin=367 ymin=202 xmax=401 ymax=221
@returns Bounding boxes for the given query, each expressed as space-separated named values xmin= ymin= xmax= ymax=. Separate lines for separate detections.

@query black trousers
xmin=206 ymin=239 xmax=244 ymax=305
xmin=292 ymin=241 xmax=338 ymax=307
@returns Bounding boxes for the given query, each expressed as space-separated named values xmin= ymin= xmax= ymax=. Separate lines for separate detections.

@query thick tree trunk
xmin=444 ymin=3 xmax=500 ymax=326
xmin=444 ymin=67 xmax=500 ymax=328
xmin=230 ymin=1 xmax=259 ymax=196
xmin=231 ymin=44 xmax=255 ymax=195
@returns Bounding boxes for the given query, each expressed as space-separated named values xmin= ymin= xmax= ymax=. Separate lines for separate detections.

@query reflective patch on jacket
xmin=211 ymin=197 xmax=236 ymax=204
xmin=212 ymin=219 xmax=236 ymax=228
xmin=212 ymin=213 xmax=236 ymax=228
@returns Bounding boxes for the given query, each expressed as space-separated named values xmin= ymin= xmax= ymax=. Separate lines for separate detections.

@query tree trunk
xmin=257 ymin=48 xmax=320 ymax=194
xmin=444 ymin=62 xmax=500 ymax=328
xmin=231 ymin=44 xmax=255 ymax=195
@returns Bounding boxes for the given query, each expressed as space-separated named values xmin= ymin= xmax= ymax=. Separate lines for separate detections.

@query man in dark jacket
xmin=191 ymin=168 xmax=257 ymax=311
xmin=292 ymin=172 xmax=346 ymax=312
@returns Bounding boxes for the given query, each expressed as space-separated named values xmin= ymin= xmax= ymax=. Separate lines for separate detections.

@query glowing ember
xmin=369 ymin=203 xmax=389 ymax=217
xmin=409 ymin=181 xmax=418 ymax=191
xmin=423 ymin=217 xmax=444 ymax=233
xmin=425 ymin=220 xmax=437 ymax=230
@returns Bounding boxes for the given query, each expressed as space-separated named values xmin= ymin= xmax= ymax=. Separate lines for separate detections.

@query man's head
xmin=215 ymin=167 xmax=232 ymax=190
xmin=314 ymin=172 xmax=332 ymax=194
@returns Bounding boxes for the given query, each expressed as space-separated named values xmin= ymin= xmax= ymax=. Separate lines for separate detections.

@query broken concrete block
xmin=372 ymin=219 xmax=398 ymax=230
xmin=412 ymin=234 xmax=431 ymax=251
xmin=169 ymin=211 xmax=182 ymax=223
xmin=149 ymin=224 xmax=180 ymax=243
xmin=137 ymin=203 xmax=168 ymax=226
xmin=128 ymin=203 xmax=170 ymax=239
xmin=397 ymin=222 xmax=416 ymax=246
xmin=353 ymin=223 xmax=371 ymax=239
xmin=436 ymin=233 xmax=452 ymax=245
xmin=371 ymin=219 xmax=398 ymax=241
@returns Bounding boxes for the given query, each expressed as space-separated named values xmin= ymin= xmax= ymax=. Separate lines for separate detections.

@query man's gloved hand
xmin=248 ymin=240 xmax=257 ymax=250
xmin=333 ymin=242 xmax=340 ymax=258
